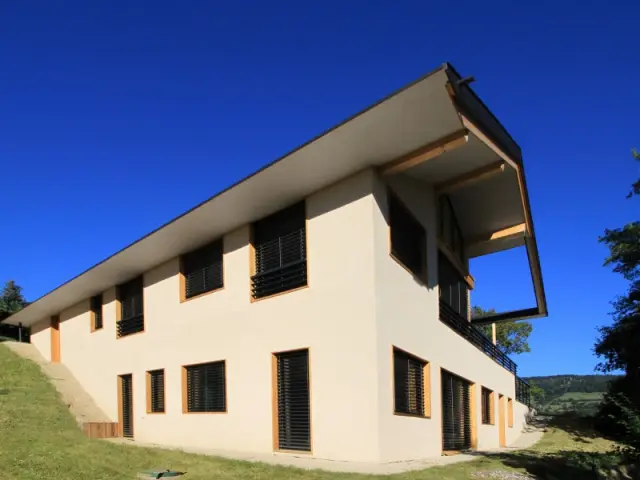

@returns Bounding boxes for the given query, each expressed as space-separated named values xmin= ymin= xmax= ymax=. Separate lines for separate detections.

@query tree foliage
xmin=0 ymin=280 xmax=28 ymax=321
xmin=472 ymin=306 xmax=533 ymax=355
xmin=594 ymin=150 xmax=640 ymax=452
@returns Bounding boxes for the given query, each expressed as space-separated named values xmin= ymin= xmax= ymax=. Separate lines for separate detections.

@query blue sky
xmin=0 ymin=1 xmax=638 ymax=376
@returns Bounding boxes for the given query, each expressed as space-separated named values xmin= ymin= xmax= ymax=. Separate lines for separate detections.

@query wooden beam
xmin=380 ymin=129 xmax=468 ymax=176
xmin=466 ymin=223 xmax=526 ymax=249
xmin=435 ymin=161 xmax=505 ymax=195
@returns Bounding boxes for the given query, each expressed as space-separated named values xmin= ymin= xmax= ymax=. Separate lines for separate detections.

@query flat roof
xmin=6 ymin=62 xmax=546 ymax=327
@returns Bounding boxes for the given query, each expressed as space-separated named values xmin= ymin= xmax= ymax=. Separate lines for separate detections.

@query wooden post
xmin=491 ymin=322 xmax=497 ymax=345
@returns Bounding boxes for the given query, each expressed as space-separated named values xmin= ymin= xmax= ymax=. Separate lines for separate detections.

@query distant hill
xmin=523 ymin=374 xmax=619 ymax=416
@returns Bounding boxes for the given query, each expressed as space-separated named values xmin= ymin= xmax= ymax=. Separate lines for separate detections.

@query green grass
xmin=0 ymin=345 xmax=620 ymax=479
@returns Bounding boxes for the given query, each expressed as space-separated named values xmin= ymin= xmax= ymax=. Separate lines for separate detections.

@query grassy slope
xmin=0 ymin=346 xmax=619 ymax=479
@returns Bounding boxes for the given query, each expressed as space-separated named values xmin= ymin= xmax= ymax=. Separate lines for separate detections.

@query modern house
xmin=6 ymin=63 xmax=546 ymax=464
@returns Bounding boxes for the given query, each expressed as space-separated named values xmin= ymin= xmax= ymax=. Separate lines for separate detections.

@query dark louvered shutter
xmin=441 ymin=371 xmax=472 ymax=451
xmin=393 ymin=349 xmax=425 ymax=416
xmin=186 ymin=361 xmax=226 ymax=412
xmin=120 ymin=374 xmax=134 ymax=438
xmin=276 ymin=350 xmax=311 ymax=451
xmin=438 ymin=253 xmax=468 ymax=319
xmin=117 ymin=277 xmax=144 ymax=337
xmin=149 ymin=370 xmax=165 ymax=413
xmin=481 ymin=387 xmax=492 ymax=424
xmin=252 ymin=202 xmax=307 ymax=299
xmin=389 ymin=192 xmax=426 ymax=278
xmin=91 ymin=294 xmax=103 ymax=330
xmin=183 ymin=240 xmax=223 ymax=299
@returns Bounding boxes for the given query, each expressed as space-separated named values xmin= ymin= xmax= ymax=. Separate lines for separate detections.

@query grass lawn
xmin=0 ymin=345 xmax=620 ymax=479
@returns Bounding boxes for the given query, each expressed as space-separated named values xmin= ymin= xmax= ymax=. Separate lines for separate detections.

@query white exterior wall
xmin=31 ymin=170 xmax=381 ymax=463
xmin=29 ymin=168 xmax=530 ymax=464
xmin=372 ymin=173 xmax=524 ymax=461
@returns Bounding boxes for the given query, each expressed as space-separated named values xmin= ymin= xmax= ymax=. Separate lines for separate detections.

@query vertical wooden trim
xmin=423 ymin=362 xmax=431 ymax=418
xmin=271 ymin=353 xmax=279 ymax=451
xmin=489 ymin=390 xmax=496 ymax=425
xmin=90 ymin=303 xmax=96 ymax=333
xmin=130 ymin=374 xmax=135 ymax=438
xmin=491 ymin=323 xmax=497 ymax=345
xmin=117 ymin=376 xmax=123 ymax=437
xmin=307 ymin=347 xmax=313 ymax=455
xmin=498 ymin=394 xmax=506 ymax=447
xmin=146 ymin=372 xmax=151 ymax=414
xmin=508 ymin=397 xmax=514 ymax=428
xmin=181 ymin=366 xmax=187 ymax=414
xmin=50 ymin=315 xmax=60 ymax=363
xmin=469 ymin=383 xmax=478 ymax=449
xmin=304 ymin=199 xmax=310 ymax=289
xmin=249 ymin=224 xmax=256 ymax=303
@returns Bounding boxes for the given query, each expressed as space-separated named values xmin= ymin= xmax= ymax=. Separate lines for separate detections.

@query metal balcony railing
xmin=117 ymin=314 xmax=144 ymax=338
xmin=439 ymin=299 xmax=518 ymax=375
xmin=516 ymin=376 xmax=531 ymax=406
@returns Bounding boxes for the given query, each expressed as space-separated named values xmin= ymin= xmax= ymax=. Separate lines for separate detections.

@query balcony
xmin=439 ymin=299 xmax=517 ymax=375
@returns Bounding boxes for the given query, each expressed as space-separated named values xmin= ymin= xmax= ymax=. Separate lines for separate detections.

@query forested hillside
xmin=523 ymin=374 xmax=619 ymax=415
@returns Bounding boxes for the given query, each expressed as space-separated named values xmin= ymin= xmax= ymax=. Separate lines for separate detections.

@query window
xmin=393 ymin=348 xmax=430 ymax=417
xmin=251 ymin=202 xmax=307 ymax=299
xmin=438 ymin=196 xmax=464 ymax=265
xmin=481 ymin=387 xmax=494 ymax=425
xmin=181 ymin=239 xmax=223 ymax=300
xmin=183 ymin=361 xmax=226 ymax=413
xmin=146 ymin=369 xmax=165 ymax=414
xmin=90 ymin=294 xmax=103 ymax=331
xmin=117 ymin=276 xmax=144 ymax=338
xmin=508 ymin=397 xmax=514 ymax=428
xmin=439 ymin=252 xmax=469 ymax=318
xmin=389 ymin=191 xmax=426 ymax=280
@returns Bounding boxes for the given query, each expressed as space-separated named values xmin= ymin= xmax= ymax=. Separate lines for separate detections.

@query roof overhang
xmin=5 ymin=62 xmax=547 ymax=328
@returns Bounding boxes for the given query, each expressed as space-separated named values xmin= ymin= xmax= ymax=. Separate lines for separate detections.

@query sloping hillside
xmin=524 ymin=374 xmax=618 ymax=415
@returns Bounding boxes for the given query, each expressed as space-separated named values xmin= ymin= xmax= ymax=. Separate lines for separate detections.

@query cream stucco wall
xmin=31 ymin=169 xmax=381 ymax=463
xmin=29 ymin=168 xmax=530 ymax=464
xmin=372 ymin=173 xmax=527 ymax=462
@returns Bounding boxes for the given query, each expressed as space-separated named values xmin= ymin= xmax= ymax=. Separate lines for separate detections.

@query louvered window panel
xmin=438 ymin=196 xmax=464 ymax=264
xmin=183 ymin=240 xmax=223 ymax=299
xmin=149 ymin=369 xmax=165 ymax=413
xmin=439 ymin=253 xmax=468 ymax=318
xmin=186 ymin=361 xmax=226 ymax=413
xmin=481 ymin=387 xmax=493 ymax=424
xmin=393 ymin=349 xmax=425 ymax=416
xmin=252 ymin=202 xmax=307 ymax=299
xmin=441 ymin=371 xmax=472 ymax=451
xmin=117 ymin=277 xmax=144 ymax=337
xmin=91 ymin=294 xmax=103 ymax=330
xmin=389 ymin=192 xmax=426 ymax=278
xmin=276 ymin=349 xmax=311 ymax=452
xmin=120 ymin=374 xmax=134 ymax=438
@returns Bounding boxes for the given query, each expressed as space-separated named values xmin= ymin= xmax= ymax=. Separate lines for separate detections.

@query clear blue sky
xmin=1 ymin=1 xmax=638 ymax=376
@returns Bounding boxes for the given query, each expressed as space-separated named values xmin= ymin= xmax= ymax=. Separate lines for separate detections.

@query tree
xmin=594 ymin=150 xmax=640 ymax=451
xmin=0 ymin=280 xmax=28 ymax=321
xmin=472 ymin=306 xmax=533 ymax=355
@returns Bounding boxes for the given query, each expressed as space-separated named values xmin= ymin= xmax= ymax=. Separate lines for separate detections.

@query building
xmin=6 ymin=63 xmax=546 ymax=464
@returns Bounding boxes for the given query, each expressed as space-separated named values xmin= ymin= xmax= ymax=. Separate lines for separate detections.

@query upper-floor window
xmin=117 ymin=276 xmax=144 ymax=338
xmin=251 ymin=202 xmax=307 ymax=300
xmin=439 ymin=252 xmax=468 ymax=319
xmin=90 ymin=294 xmax=103 ymax=331
xmin=438 ymin=196 xmax=464 ymax=265
xmin=181 ymin=239 xmax=223 ymax=300
xmin=389 ymin=191 xmax=427 ymax=281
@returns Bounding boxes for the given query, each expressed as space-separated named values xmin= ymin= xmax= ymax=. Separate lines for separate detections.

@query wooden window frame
xmin=271 ymin=347 xmax=313 ymax=454
xmin=387 ymin=189 xmax=428 ymax=284
xmin=508 ymin=397 xmax=514 ymax=428
xmin=181 ymin=360 xmax=227 ymax=414
xmin=115 ymin=276 xmax=145 ymax=340
xmin=117 ymin=373 xmax=134 ymax=438
xmin=392 ymin=346 xmax=431 ymax=419
xmin=481 ymin=386 xmax=495 ymax=425
xmin=179 ymin=238 xmax=225 ymax=303
xmin=249 ymin=201 xmax=309 ymax=303
xmin=90 ymin=294 xmax=103 ymax=332
xmin=146 ymin=369 xmax=166 ymax=414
